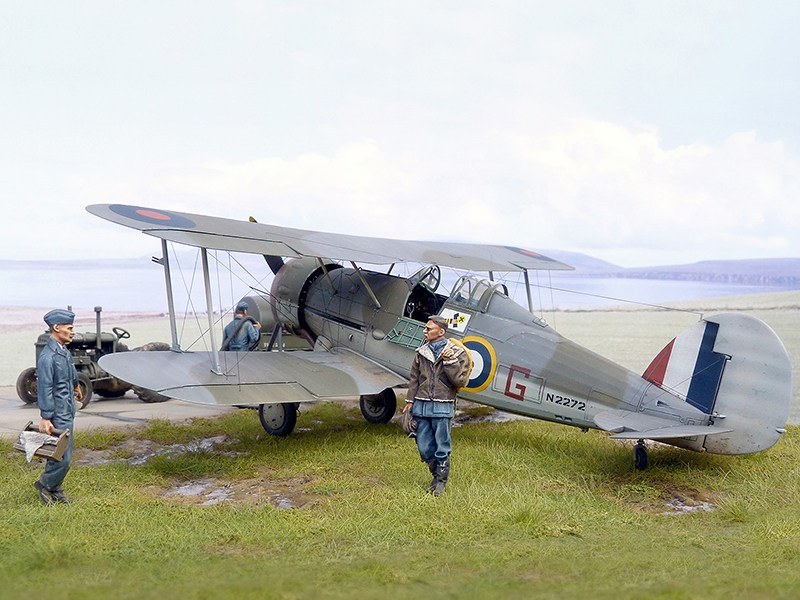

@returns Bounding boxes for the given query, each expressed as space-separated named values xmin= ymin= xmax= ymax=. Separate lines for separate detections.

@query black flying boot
xmin=432 ymin=459 xmax=450 ymax=497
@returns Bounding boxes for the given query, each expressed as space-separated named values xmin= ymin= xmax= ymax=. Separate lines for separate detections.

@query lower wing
xmin=98 ymin=348 xmax=406 ymax=406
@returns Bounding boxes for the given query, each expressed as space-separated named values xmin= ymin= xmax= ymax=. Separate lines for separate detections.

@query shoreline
xmin=0 ymin=306 xmax=167 ymax=332
xmin=3 ymin=288 xmax=798 ymax=326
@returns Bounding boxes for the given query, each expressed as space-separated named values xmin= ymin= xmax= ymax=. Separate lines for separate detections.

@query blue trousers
xmin=412 ymin=400 xmax=454 ymax=463
xmin=40 ymin=420 xmax=73 ymax=491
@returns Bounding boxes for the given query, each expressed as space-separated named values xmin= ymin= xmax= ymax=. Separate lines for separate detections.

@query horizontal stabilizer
xmin=86 ymin=204 xmax=573 ymax=272
xmin=594 ymin=410 xmax=732 ymax=440
xmin=99 ymin=348 xmax=406 ymax=406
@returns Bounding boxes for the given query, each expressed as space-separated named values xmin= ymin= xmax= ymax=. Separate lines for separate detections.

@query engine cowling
xmin=269 ymin=257 xmax=341 ymax=338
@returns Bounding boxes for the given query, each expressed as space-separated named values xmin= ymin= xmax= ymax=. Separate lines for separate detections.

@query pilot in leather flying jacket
xmin=404 ymin=315 xmax=471 ymax=496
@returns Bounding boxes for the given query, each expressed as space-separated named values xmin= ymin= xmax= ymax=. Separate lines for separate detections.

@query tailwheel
xmin=634 ymin=439 xmax=648 ymax=470
xmin=359 ymin=388 xmax=397 ymax=424
xmin=258 ymin=403 xmax=298 ymax=436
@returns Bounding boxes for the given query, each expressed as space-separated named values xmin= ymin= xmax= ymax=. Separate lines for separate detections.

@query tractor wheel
xmin=96 ymin=389 xmax=128 ymax=398
xmin=135 ymin=341 xmax=171 ymax=352
xmin=130 ymin=341 xmax=172 ymax=403
xmin=359 ymin=388 xmax=397 ymax=424
xmin=133 ymin=386 xmax=170 ymax=403
xmin=258 ymin=403 xmax=298 ymax=436
xmin=76 ymin=373 xmax=93 ymax=409
xmin=16 ymin=368 xmax=38 ymax=404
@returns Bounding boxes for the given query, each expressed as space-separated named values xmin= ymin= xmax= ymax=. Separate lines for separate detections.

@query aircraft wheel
xmin=16 ymin=368 xmax=38 ymax=404
xmin=76 ymin=373 xmax=93 ymax=409
xmin=359 ymin=388 xmax=397 ymax=424
xmin=634 ymin=440 xmax=648 ymax=470
xmin=259 ymin=403 xmax=297 ymax=436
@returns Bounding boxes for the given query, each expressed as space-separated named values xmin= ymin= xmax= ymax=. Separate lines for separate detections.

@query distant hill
xmin=542 ymin=253 xmax=800 ymax=287
xmin=540 ymin=250 xmax=623 ymax=273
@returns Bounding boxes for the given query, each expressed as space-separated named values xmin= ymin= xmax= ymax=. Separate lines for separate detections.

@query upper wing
xmin=98 ymin=348 xmax=407 ymax=406
xmin=594 ymin=410 xmax=733 ymax=440
xmin=86 ymin=204 xmax=572 ymax=272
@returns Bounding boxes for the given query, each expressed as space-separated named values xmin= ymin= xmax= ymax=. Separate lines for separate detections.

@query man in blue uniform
xmin=221 ymin=301 xmax=261 ymax=351
xmin=35 ymin=308 xmax=82 ymax=505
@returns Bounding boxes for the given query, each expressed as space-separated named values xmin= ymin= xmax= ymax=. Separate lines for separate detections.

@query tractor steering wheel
xmin=112 ymin=327 xmax=131 ymax=340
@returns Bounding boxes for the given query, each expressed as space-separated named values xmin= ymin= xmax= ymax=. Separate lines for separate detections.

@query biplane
xmin=87 ymin=204 xmax=792 ymax=469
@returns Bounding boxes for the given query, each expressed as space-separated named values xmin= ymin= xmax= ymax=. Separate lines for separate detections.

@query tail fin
xmin=643 ymin=313 xmax=791 ymax=454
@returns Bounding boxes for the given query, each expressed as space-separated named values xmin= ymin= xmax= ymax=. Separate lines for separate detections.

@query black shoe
xmin=50 ymin=489 xmax=73 ymax=504
xmin=34 ymin=481 xmax=55 ymax=506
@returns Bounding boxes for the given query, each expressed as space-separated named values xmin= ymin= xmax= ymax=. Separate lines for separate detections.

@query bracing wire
xmin=171 ymin=248 xmax=211 ymax=352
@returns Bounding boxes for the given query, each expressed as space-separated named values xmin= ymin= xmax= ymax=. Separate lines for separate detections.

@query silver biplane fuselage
xmin=271 ymin=258 xmax=711 ymax=451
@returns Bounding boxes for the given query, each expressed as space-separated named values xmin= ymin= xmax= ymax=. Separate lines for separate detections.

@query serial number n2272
xmin=545 ymin=393 xmax=586 ymax=411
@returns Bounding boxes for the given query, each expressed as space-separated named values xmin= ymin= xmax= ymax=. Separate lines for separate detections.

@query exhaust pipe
xmin=94 ymin=306 xmax=102 ymax=350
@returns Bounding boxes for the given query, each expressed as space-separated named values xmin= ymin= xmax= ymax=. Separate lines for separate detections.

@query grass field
xmin=2 ymin=404 xmax=800 ymax=599
xmin=1 ymin=291 xmax=798 ymax=598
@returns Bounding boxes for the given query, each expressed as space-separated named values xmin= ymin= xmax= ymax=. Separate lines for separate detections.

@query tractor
xmin=15 ymin=306 xmax=169 ymax=409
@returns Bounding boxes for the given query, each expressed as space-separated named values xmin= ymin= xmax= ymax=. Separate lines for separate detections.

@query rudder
xmin=643 ymin=313 xmax=791 ymax=454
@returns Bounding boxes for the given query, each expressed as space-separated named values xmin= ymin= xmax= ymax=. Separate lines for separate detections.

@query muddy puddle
xmin=75 ymin=435 xmax=243 ymax=466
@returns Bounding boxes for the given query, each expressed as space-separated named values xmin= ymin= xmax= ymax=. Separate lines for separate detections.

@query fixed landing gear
xmin=258 ymin=403 xmax=298 ymax=436
xmin=634 ymin=439 xmax=648 ymax=470
xmin=359 ymin=388 xmax=397 ymax=424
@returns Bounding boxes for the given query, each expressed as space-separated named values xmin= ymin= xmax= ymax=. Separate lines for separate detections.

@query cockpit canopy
xmin=448 ymin=275 xmax=509 ymax=313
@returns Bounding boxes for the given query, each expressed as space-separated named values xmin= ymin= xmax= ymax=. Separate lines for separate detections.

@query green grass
xmin=2 ymin=404 xmax=800 ymax=599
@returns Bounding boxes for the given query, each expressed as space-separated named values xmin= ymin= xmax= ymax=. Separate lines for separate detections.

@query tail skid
xmin=643 ymin=313 xmax=791 ymax=455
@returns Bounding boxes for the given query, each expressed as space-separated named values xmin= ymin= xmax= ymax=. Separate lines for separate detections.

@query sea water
xmin=0 ymin=259 xmax=796 ymax=312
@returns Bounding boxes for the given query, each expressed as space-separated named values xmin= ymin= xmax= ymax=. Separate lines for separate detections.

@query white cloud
xmin=494 ymin=119 xmax=800 ymax=265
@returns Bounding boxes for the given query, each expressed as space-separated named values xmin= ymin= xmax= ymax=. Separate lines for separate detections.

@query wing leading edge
xmin=86 ymin=203 xmax=573 ymax=272
xmin=98 ymin=348 xmax=406 ymax=406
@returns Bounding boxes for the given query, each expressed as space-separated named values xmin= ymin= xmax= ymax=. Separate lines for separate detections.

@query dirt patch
xmin=149 ymin=475 xmax=322 ymax=509
xmin=615 ymin=482 xmax=721 ymax=515
xmin=660 ymin=486 xmax=719 ymax=515
xmin=73 ymin=435 xmax=323 ymax=509
xmin=453 ymin=401 xmax=528 ymax=427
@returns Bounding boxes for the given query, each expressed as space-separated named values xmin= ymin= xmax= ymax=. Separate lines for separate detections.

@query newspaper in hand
xmin=18 ymin=431 xmax=59 ymax=462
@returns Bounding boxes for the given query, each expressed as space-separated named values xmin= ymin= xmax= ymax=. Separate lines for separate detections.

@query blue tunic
xmin=37 ymin=337 xmax=78 ymax=423
xmin=222 ymin=316 xmax=260 ymax=351
xmin=36 ymin=337 xmax=77 ymax=490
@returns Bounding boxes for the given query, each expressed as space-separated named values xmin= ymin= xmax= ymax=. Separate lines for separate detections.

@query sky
xmin=1 ymin=1 xmax=799 ymax=268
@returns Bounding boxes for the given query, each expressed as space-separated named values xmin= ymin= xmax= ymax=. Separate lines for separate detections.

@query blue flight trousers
xmin=411 ymin=400 xmax=454 ymax=463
